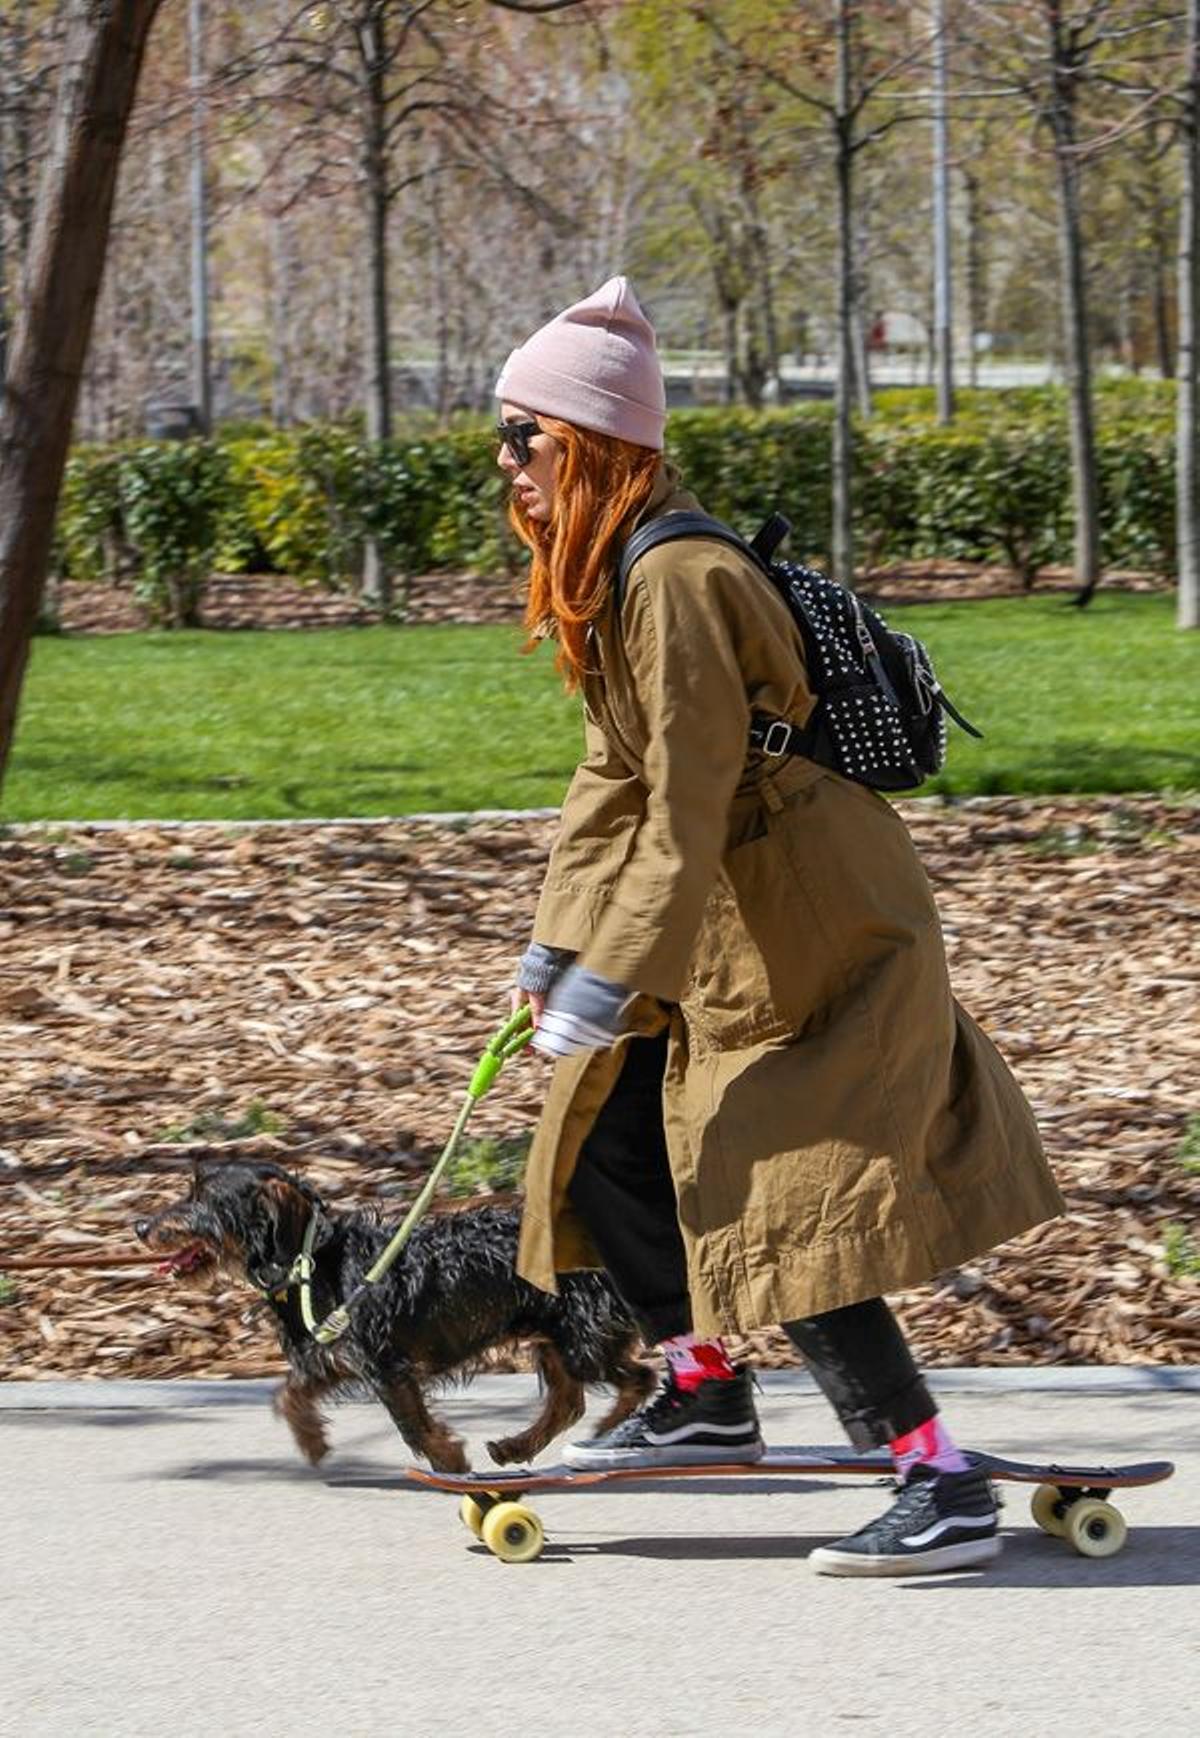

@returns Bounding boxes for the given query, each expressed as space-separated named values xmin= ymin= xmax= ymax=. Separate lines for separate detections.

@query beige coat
xmin=516 ymin=466 xmax=1064 ymax=1334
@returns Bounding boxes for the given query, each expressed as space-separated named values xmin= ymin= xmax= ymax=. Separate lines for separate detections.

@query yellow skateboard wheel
xmin=459 ymin=1495 xmax=485 ymax=1539
xmin=1063 ymin=1498 xmax=1127 ymax=1558
xmin=1030 ymin=1483 xmax=1068 ymax=1538
xmin=480 ymin=1500 xmax=545 ymax=1563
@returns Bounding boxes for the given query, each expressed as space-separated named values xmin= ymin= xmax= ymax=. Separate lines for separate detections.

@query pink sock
xmin=660 ymin=1333 xmax=736 ymax=1392
xmin=890 ymin=1415 xmax=970 ymax=1479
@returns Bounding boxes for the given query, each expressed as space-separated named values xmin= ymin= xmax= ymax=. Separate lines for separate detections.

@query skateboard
xmin=404 ymin=1447 xmax=1174 ymax=1564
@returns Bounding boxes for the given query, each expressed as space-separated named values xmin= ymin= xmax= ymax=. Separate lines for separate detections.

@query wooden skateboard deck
xmin=405 ymin=1447 xmax=1174 ymax=1563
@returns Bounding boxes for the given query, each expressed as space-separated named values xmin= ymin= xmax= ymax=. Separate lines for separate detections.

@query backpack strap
xmin=616 ymin=512 xmax=750 ymax=610
xmin=615 ymin=510 xmax=790 ymax=610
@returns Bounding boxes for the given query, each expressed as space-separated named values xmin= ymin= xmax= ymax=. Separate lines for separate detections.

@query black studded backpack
xmin=616 ymin=509 xmax=981 ymax=793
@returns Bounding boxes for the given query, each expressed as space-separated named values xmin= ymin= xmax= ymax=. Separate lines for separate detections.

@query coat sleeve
xmin=576 ymin=548 xmax=752 ymax=1001
xmin=531 ymin=704 xmax=646 ymax=953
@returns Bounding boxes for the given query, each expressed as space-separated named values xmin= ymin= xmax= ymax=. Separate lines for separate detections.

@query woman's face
xmin=497 ymin=401 xmax=560 ymax=523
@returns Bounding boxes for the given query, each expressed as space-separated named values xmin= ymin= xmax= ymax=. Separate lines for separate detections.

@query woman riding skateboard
xmin=498 ymin=276 xmax=1064 ymax=1577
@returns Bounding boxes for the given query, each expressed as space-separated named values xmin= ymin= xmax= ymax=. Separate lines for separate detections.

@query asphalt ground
xmin=2 ymin=1373 xmax=1197 ymax=1738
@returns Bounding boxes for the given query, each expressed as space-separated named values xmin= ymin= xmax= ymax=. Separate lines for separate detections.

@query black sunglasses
xmin=495 ymin=417 xmax=541 ymax=467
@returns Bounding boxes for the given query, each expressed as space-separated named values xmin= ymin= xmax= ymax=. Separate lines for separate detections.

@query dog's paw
xmin=427 ymin=1444 xmax=470 ymax=1474
xmin=300 ymin=1434 xmax=331 ymax=1468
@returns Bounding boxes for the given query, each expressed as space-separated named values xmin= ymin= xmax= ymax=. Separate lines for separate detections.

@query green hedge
xmin=53 ymin=387 xmax=1179 ymax=619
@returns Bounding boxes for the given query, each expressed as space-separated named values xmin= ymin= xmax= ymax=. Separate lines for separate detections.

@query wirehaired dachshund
xmin=135 ymin=1160 xmax=653 ymax=1473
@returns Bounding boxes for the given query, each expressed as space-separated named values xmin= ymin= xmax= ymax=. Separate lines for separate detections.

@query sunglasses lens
xmin=498 ymin=421 xmax=534 ymax=467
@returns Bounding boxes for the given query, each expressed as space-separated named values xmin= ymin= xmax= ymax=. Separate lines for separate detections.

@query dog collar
xmin=284 ymin=1212 xmax=321 ymax=1327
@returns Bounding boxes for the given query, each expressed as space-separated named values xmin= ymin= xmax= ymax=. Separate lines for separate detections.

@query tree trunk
xmin=1047 ymin=14 xmax=1101 ymax=605
xmin=0 ymin=0 xmax=33 ymax=395
xmin=832 ymin=0 xmax=855 ymax=586
xmin=429 ymin=143 xmax=451 ymax=424
xmin=0 ymin=0 xmax=165 ymax=791
xmin=850 ymin=268 xmax=872 ymax=419
xmin=1147 ymin=193 xmax=1168 ymax=384
xmin=1178 ymin=0 xmax=1200 ymax=631
xmin=0 ymin=109 xmax=8 ymax=391
xmin=757 ymin=229 xmax=781 ymax=400
xmin=271 ymin=211 xmax=295 ymax=425
xmin=963 ymin=164 xmax=984 ymax=389
xmin=721 ymin=298 xmax=738 ymax=404
xmin=932 ymin=0 xmax=954 ymax=422
xmin=1154 ymin=223 xmax=1174 ymax=382
xmin=9 ymin=0 xmax=36 ymax=269
xmin=359 ymin=1 xmax=392 ymax=611
xmin=742 ymin=163 xmax=780 ymax=400
xmin=709 ymin=217 xmax=742 ymax=406
xmin=188 ymin=0 xmax=212 ymax=432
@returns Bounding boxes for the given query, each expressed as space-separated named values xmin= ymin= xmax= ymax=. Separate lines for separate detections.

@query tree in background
xmin=961 ymin=1 xmax=1175 ymax=605
xmin=0 ymin=0 xmax=167 ymax=792
xmin=619 ymin=0 xmax=808 ymax=409
xmin=4 ymin=0 xmax=1199 ymax=667
xmin=700 ymin=1 xmax=936 ymax=585
xmin=206 ymin=0 xmax=596 ymax=608
xmin=1175 ymin=0 xmax=1199 ymax=629
xmin=9 ymin=1 xmax=1182 ymax=442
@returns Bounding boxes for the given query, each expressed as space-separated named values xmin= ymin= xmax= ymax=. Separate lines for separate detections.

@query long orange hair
xmin=508 ymin=417 xmax=661 ymax=690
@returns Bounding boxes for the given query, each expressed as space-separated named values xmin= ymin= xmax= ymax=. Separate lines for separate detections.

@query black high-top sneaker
xmin=809 ymin=1460 xmax=1001 ymax=1577
xmin=562 ymin=1367 xmax=765 ymax=1470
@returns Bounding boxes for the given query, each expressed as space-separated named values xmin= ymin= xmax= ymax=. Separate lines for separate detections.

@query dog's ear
xmin=294 ymin=1174 xmax=325 ymax=1212
xmin=260 ymin=1176 xmax=311 ymax=1264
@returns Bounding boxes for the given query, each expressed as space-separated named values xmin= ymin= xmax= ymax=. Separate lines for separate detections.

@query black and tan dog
xmin=136 ymin=1161 xmax=653 ymax=1472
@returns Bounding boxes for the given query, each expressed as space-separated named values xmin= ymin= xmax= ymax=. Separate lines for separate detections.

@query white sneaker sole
xmin=809 ymin=1533 xmax=1002 ymax=1577
xmin=561 ymin=1437 xmax=767 ymax=1471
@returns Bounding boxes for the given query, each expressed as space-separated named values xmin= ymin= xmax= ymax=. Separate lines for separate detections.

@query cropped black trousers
xmin=566 ymin=1030 xmax=937 ymax=1449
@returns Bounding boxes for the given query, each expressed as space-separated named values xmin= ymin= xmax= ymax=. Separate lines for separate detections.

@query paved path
xmin=2 ymin=1376 xmax=1196 ymax=1738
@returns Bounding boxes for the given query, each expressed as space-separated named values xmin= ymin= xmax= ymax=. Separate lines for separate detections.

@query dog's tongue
xmin=157 ymin=1244 xmax=206 ymax=1278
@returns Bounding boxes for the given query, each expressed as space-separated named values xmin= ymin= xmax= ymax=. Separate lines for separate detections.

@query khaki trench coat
xmin=516 ymin=465 xmax=1064 ymax=1334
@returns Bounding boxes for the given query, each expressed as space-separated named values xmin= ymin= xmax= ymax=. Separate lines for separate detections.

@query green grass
xmin=1162 ymin=1223 xmax=1200 ymax=1279
xmin=4 ymin=593 xmax=1198 ymax=821
xmin=1179 ymin=1116 xmax=1200 ymax=1176
xmin=445 ymin=1132 xmax=534 ymax=1198
xmin=157 ymin=1099 xmax=287 ymax=1144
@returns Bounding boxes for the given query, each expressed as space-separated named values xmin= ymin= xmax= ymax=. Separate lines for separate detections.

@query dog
xmin=135 ymin=1160 xmax=653 ymax=1473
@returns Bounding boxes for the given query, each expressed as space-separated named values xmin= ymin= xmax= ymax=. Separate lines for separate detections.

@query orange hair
xmin=508 ymin=417 xmax=661 ymax=690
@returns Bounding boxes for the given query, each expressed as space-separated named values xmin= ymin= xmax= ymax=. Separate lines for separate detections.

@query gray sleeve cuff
xmin=546 ymin=964 xmax=631 ymax=1037
xmin=516 ymin=942 xmax=576 ymax=995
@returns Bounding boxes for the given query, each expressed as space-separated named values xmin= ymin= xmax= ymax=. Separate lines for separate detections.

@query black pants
xmin=567 ymin=1031 xmax=937 ymax=1450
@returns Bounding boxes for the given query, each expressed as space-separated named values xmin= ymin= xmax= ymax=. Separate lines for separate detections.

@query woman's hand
xmin=510 ymin=984 xmax=546 ymax=1028
xmin=512 ymin=942 xmax=575 ymax=1032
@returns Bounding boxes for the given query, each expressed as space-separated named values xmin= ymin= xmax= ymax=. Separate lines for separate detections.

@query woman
xmin=498 ymin=276 xmax=1064 ymax=1577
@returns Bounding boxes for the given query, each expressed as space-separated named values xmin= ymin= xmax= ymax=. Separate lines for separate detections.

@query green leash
xmin=294 ymin=1005 xmax=534 ymax=1347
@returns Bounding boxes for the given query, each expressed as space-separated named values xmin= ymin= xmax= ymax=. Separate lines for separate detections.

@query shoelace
xmin=868 ymin=1471 xmax=945 ymax=1518
xmin=609 ymin=1377 xmax=683 ymax=1441
xmin=643 ymin=1381 xmax=685 ymax=1426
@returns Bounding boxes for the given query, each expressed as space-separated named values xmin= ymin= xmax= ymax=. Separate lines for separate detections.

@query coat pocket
xmin=680 ymin=818 xmax=845 ymax=1051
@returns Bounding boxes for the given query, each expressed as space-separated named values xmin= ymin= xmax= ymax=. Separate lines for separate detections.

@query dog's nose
xmin=134 ymin=1218 xmax=151 ymax=1242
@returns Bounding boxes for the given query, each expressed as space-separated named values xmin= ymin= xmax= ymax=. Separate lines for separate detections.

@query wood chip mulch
xmin=52 ymin=569 xmax=525 ymax=635
xmin=1 ymin=795 xmax=1197 ymax=1383
xmin=51 ymin=559 xmax=1169 ymax=638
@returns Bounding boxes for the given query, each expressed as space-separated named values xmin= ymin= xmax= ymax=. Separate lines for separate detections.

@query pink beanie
xmin=495 ymin=276 xmax=666 ymax=451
